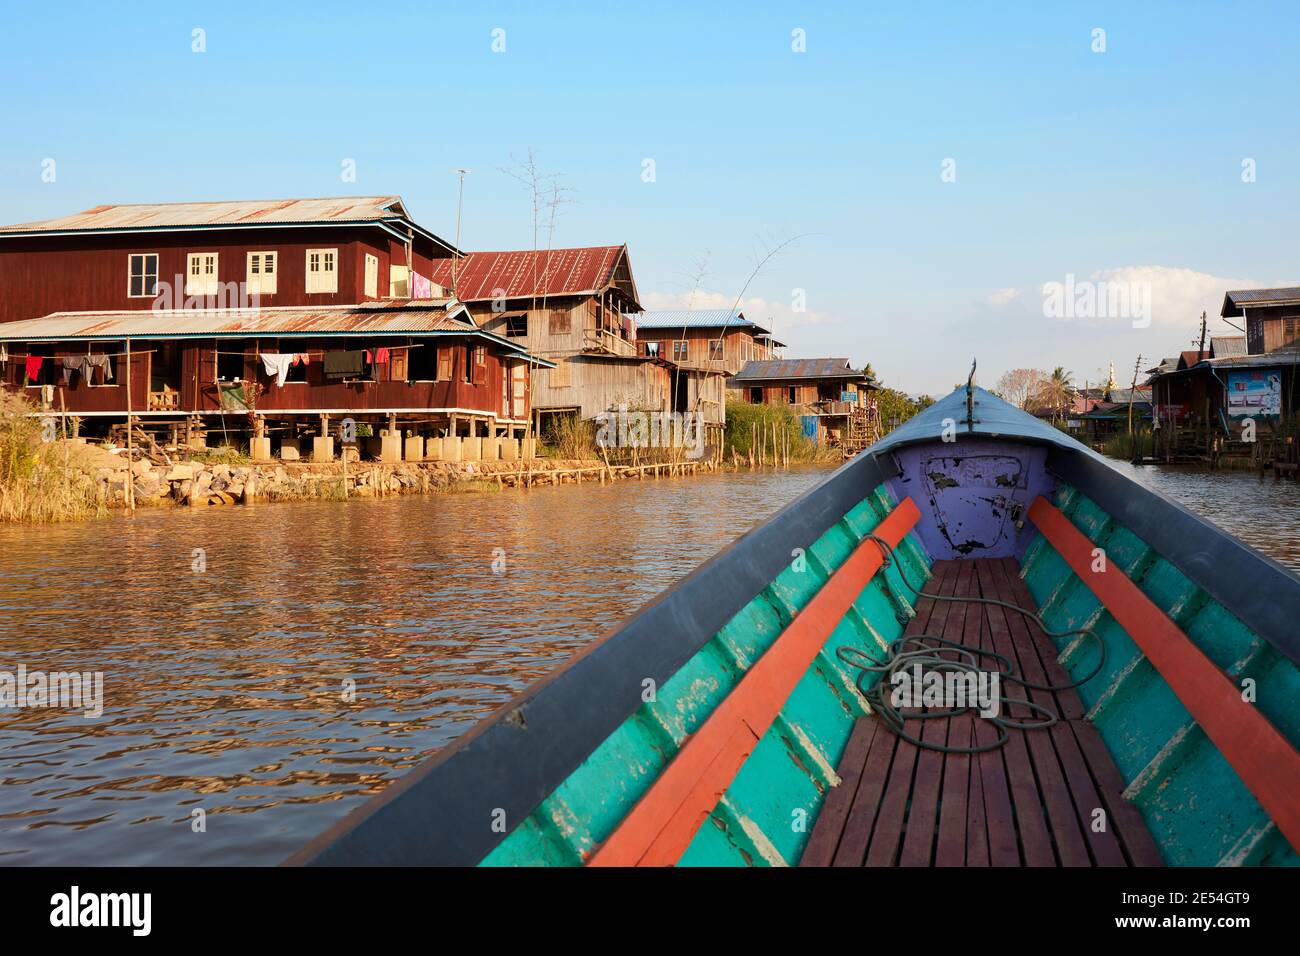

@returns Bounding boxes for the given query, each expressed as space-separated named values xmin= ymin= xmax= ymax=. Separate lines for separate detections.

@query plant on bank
xmin=723 ymin=401 xmax=832 ymax=462
xmin=0 ymin=391 xmax=106 ymax=523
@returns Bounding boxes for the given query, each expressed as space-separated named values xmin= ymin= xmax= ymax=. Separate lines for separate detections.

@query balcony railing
xmin=583 ymin=328 xmax=638 ymax=358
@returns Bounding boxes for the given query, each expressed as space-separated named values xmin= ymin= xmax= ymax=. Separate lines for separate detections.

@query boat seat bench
xmin=800 ymin=557 xmax=1165 ymax=867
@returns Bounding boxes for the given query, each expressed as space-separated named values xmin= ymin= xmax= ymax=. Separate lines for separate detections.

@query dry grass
xmin=0 ymin=391 xmax=107 ymax=523
xmin=541 ymin=414 xmax=598 ymax=460
xmin=724 ymin=401 xmax=837 ymax=464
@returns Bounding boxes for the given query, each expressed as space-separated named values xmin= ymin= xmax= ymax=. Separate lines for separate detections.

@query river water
xmin=0 ymin=467 xmax=830 ymax=865
xmin=0 ymin=461 xmax=1296 ymax=865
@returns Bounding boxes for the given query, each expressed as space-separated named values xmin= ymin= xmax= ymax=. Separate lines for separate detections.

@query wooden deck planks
xmin=800 ymin=557 xmax=1161 ymax=868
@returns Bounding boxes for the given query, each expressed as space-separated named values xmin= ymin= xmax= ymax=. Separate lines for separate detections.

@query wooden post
xmin=1127 ymin=354 xmax=1142 ymax=440
xmin=125 ymin=336 xmax=135 ymax=513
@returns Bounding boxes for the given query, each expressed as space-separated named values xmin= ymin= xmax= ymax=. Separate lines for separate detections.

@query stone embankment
xmin=87 ymin=454 xmax=718 ymax=508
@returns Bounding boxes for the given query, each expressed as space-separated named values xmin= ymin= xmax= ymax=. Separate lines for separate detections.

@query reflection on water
xmin=0 ymin=468 xmax=830 ymax=865
xmin=1111 ymin=462 xmax=1300 ymax=572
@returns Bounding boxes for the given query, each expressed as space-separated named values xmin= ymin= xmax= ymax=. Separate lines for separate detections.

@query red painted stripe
xmin=1029 ymin=496 xmax=1300 ymax=853
xmin=588 ymin=497 xmax=922 ymax=866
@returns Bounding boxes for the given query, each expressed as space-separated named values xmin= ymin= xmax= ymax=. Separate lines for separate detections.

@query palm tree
xmin=1039 ymin=367 xmax=1075 ymax=423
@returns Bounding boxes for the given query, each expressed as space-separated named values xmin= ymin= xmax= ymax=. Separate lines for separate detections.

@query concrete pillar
xmin=521 ymin=437 xmax=537 ymax=459
xmin=312 ymin=436 xmax=335 ymax=462
xmin=500 ymin=438 xmax=519 ymax=461
xmin=404 ymin=434 xmax=425 ymax=462
xmin=462 ymin=436 xmax=482 ymax=461
xmin=443 ymin=436 xmax=462 ymax=462
xmin=482 ymin=436 xmax=500 ymax=461
xmin=280 ymin=437 xmax=301 ymax=460
xmin=379 ymin=430 xmax=402 ymax=464
xmin=250 ymin=436 xmax=272 ymax=461
xmin=424 ymin=437 xmax=443 ymax=460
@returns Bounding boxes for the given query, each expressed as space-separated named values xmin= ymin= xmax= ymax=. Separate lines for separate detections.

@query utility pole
xmin=451 ymin=168 xmax=469 ymax=295
xmin=1197 ymin=310 xmax=1207 ymax=358
xmin=1127 ymin=354 xmax=1143 ymax=437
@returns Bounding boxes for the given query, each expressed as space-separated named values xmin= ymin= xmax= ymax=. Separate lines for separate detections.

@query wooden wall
xmin=0 ymin=226 xmax=452 ymax=325
xmin=0 ymin=335 xmax=525 ymax=420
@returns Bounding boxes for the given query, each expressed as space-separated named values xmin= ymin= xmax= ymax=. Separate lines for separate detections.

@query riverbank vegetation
xmin=0 ymin=392 xmax=106 ymax=523
xmin=540 ymin=414 xmax=598 ymax=460
xmin=872 ymin=383 xmax=936 ymax=433
xmin=723 ymin=401 xmax=835 ymax=463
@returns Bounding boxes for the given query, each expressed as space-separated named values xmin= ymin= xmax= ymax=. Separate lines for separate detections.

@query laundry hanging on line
xmin=24 ymin=355 xmax=44 ymax=384
xmin=85 ymin=354 xmax=113 ymax=382
xmin=61 ymin=355 xmax=85 ymax=385
xmin=324 ymin=350 xmax=366 ymax=380
xmin=363 ymin=348 xmax=390 ymax=365
xmin=260 ymin=353 xmax=295 ymax=387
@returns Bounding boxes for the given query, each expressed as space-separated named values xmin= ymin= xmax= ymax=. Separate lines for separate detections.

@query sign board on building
xmin=1226 ymin=369 xmax=1282 ymax=418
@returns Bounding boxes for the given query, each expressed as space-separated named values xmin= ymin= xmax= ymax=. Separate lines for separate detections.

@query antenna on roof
xmin=451 ymin=169 xmax=470 ymax=295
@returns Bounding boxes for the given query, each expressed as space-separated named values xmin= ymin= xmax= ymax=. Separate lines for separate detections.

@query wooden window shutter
xmin=436 ymin=346 xmax=452 ymax=381
xmin=391 ymin=347 xmax=408 ymax=381
xmin=549 ymin=310 xmax=571 ymax=335
xmin=551 ymin=357 xmax=570 ymax=388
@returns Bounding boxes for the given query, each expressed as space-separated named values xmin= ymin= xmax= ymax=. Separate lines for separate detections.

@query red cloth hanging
xmin=24 ymin=355 xmax=44 ymax=383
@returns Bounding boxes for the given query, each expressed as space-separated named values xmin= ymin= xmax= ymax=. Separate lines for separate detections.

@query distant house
xmin=428 ymin=246 xmax=655 ymax=422
xmin=429 ymin=248 xmax=726 ymax=430
xmin=1140 ymin=288 xmax=1300 ymax=460
xmin=728 ymin=358 xmax=877 ymax=447
xmin=1147 ymin=286 xmax=1300 ymax=433
xmin=632 ymin=310 xmax=784 ymax=376
xmin=0 ymin=197 xmax=550 ymax=458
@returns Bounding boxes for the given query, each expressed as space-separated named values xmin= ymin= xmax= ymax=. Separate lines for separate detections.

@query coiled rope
xmin=833 ymin=535 xmax=1105 ymax=754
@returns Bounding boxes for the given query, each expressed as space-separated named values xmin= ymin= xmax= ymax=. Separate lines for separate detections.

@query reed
xmin=1100 ymin=428 xmax=1153 ymax=461
xmin=541 ymin=414 xmax=598 ymax=460
xmin=0 ymin=391 xmax=106 ymax=524
xmin=723 ymin=401 xmax=834 ymax=464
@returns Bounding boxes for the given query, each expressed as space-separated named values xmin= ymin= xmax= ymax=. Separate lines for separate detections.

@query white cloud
xmin=640 ymin=289 xmax=834 ymax=331
xmin=986 ymin=287 xmax=1021 ymax=307
xmin=1037 ymin=265 xmax=1257 ymax=328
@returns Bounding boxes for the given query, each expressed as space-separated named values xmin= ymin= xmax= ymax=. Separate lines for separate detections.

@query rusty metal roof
xmin=0 ymin=196 xmax=415 ymax=235
xmin=1222 ymin=287 xmax=1300 ymax=316
xmin=732 ymin=358 xmax=867 ymax=382
xmin=0 ymin=196 xmax=460 ymax=254
xmin=0 ymin=303 xmax=478 ymax=340
xmin=428 ymin=246 xmax=626 ymax=301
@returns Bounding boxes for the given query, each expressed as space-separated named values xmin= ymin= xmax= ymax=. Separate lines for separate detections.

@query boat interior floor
xmin=800 ymin=557 xmax=1165 ymax=867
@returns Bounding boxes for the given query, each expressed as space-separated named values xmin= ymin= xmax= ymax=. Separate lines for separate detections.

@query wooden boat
xmin=291 ymin=384 xmax=1300 ymax=867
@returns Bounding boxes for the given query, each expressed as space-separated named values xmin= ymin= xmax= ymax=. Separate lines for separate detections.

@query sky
xmin=1 ymin=1 xmax=1297 ymax=395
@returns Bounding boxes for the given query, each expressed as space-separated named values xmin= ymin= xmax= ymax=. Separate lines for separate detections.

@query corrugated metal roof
xmin=427 ymin=247 xmax=625 ymax=301
xmin=1179 ymin=350 xmax=1209 ymax=369
xmin=0 ymin=196 xmax=411 ymax=235
xmin=0 ymin=303 xmax=477 ymax=339
xmin=1211 ymin=335 xmax=1247 ymax=357
xmin=732 ymin=358 xmax=866 ymax=381
xmin=1222 ymin=287 xmax=1300 ymax=317
xmin=632 ymin=310 xmax=770 ymax=332
xmin=1209 ymin=352 xmax=1300 ymax=369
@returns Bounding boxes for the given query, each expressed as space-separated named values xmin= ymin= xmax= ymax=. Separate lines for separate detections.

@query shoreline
xmin=56 ymin=450 xmax=732 ymax=516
